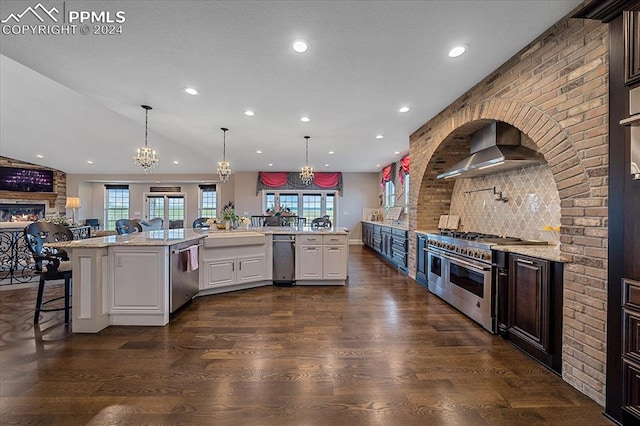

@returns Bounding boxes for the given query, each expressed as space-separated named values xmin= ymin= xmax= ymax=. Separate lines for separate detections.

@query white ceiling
xmin=0 ymin=0 xmax=582 ymax=176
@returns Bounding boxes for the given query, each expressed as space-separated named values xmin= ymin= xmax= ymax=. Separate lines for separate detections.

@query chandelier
xmin=133 ymin=105 xmax=158 ymax=173
xmin=217 ymin=127 xmax=231 ymax=183
xmin=300 ymin=135 xmax=314 ymax=185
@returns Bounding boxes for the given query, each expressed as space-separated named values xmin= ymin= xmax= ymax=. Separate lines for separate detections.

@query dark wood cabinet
xmin=361 ymin=222 xmax=408 ymax=274
xmin=625 ymin=7 xmax=640 ymax=86
xmin=507 ymin=253 xmax=563 ymax=374
xmin=622 ymin=278 xmax=640 ymax=420
xmin=416 ymin=234 xmax=427 ymax=286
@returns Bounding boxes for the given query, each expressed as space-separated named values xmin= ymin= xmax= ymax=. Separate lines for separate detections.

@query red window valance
xmin=380 ymin=163 xmax=395 ymax=187
xmin=259 ymin=172 xmax=288 ymax=187
xmin=399 ymin=155 xmax=410 ymax=184
xmin=257 ymin=171 xmax=343 ymax=194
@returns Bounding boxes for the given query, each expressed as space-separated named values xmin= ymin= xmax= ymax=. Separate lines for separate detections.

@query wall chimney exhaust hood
xmin=437 ymin=122 xmax=546 ymax=179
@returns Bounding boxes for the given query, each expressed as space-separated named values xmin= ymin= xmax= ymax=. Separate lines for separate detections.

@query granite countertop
xmin=415 ymin=229 xmax=439 ymax=235
xmin=51 ymin=228 xmax=208 ymax=248
xmin=361 ymin=220 xmax=409 ymax=231
xmin=52 ymin=226 xmax=348 ymax=248
xmin=492 ymin=244 xmax=570 ymax=263
xmin=234 ymin=226 xmax=349 ymax=235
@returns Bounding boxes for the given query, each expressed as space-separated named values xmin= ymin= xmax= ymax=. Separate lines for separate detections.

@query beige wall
xmin=67 ymin=171 xmax=379 ymax=239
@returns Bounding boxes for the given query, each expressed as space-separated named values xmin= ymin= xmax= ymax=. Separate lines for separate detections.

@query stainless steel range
xmin=425 ymin=232 xmax=546 ymax=333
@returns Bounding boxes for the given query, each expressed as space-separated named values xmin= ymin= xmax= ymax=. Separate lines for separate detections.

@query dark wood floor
xmin=0 ymin=246 xmax=611 ymax=425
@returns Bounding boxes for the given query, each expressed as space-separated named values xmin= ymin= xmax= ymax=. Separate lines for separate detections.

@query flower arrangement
xmin=239 ymin=216 xmax=251 ymax=225
xmin=222 ymin=201 xmax=238 ymax=222
xmin=39 ymin=215 xmax=69 ymax=226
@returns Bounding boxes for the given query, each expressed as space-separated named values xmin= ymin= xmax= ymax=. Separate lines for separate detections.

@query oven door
xmin=445 ymin=254 xmax=495 ymax=333
xmin=426 ymin=248 xmax=446 ymax=292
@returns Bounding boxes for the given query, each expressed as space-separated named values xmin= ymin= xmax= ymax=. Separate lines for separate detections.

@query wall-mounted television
xmin=0 ymin=166 xmax=54 ymax=193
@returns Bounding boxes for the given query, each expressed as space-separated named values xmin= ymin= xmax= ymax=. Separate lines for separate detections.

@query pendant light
xmin=217 ymin=127 xmax=231 ymax=183
xmin=133 ymin=105 xmax=158 ymax=173
xmin=300 ymin=135 xmax=314 ymax=185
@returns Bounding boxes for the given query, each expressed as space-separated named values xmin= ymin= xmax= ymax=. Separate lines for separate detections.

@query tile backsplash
xmin=448 ymin=164 xmax=560 ymax=243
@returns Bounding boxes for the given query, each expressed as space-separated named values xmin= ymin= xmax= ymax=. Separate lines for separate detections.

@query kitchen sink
xmin=204 ymin=231 xmax=266 ymax=248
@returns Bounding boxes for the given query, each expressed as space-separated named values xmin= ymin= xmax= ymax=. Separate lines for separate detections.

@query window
xmin=265 ymin=193 xmax=277 ymax=211
xmin=146 ymin=194 xmax=186 ymax=229
xmin=302 ymin=194 xmax=322 ymax=220
xmin=105 ymin=185 xmax=129 ymax=230
xmin=199 ymin=185 xmax=217 ymax=218
xmin=263 ymin=191 xmax=337 ymax=223
xmin=168 ymin=196 xmax=185 ymax=227
xmin=148 ymin=196 xmax=164 ymax=219
xmin=278 ymin=193 xmax=299 ymax=216
xmin=404 ymin=174 xmax=410 ymax=213
xmin=385 ymin=180 xmax=395 ymax=209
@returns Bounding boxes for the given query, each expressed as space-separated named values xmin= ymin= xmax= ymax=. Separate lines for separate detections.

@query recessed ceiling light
xmin=324 ymin=164 xmax=329 ymax=167
xmin=376 ymin=164 xmax=381 ymax=167
xmin=36 ymin=154 xmax=44 ymax=159
xmin=87 ymin=160 xmax=94 ymax=164
xmin=448 ymin=45 xmax=466 ymax=58
xmin=328 ymin=151 xmax=335 ymax=155
xmin=245 ymin=110 xmax=255 ymax=116
xmin=292 ymin=40 xmax=308 ymax=53
xmin=268 ymin=163 xmax=273 ymax=167
xmin=300 ymin=116 xmax=310 ymax=122
xmin=376 ymin=135 xmax=384 ymax=139
xmin=399 ymin=106 xmax=410 ymax=113
xmin=394 ymin=151 xmax=401 ymax=155
xmin=256 ymin=150 xmax=262 ymax=154
xmin=184 ymin=87 xmax=198 ymax=95
xmin=173 ymin=160 xmax=180 ymax=165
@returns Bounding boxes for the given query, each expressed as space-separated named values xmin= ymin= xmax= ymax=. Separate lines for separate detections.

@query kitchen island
xmin=53 ymin=226 xmax=349 ymax=333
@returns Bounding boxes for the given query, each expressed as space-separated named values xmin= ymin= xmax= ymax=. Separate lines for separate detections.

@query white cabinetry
xmin=200 ymin=234 xmax=271 ymax=295
xmin=324 ymin=245 xmax=347 ymax=279
xmin=298 ymin=245 xmax=323 ymax=279
xmin=203 ymin=255 xmax=266 ymax=289
xmin=296 ymin=234 xmax=347 ymax=284
xmin=110 ymin=246 xmax=169 ymax=326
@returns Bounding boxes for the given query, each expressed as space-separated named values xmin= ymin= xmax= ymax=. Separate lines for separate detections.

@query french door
xmin=145 ymin=194 xmax=186 ymax=229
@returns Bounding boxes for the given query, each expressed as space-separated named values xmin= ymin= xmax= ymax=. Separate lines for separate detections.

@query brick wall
xmin=409 ymin=16 xmax=609 ymax=405
xmin=0 ymin=156 xmax=67 ymax=213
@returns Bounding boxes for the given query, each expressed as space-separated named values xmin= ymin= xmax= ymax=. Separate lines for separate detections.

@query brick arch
xmin=413 ymin=98 xmax=591 ymax=234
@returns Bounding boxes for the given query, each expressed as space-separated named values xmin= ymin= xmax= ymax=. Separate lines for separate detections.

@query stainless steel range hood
xmin=437 ymin=122 xmax=546 ymax=179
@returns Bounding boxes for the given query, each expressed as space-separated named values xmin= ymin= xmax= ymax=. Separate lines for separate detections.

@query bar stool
xmin=24 ymin=222 xmax=74 ymax=324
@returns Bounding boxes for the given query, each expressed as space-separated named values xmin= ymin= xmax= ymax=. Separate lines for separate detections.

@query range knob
xmin=482 ymin=252 xmax=491 ymax=260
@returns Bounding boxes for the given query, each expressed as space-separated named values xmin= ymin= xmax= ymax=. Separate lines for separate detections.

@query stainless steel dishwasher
xmin=170 ymin=240 xmax=202 ymax=312
xmin=273 ymin=234 xmax=295 ymax=285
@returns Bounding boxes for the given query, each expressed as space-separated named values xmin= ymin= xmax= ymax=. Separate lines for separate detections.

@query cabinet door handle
xmin=328 ymin=247 xmax=340 ymax=251
xmin=516 ymin=259 xmax=534 ymax=265
xmin=232 ymin=263 xmax=235 ymax=271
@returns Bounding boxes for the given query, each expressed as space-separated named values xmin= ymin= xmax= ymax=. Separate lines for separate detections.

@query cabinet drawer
xmin=623 ymin=358 xmax=640 ymax=408
xmin=624 ymin=309 xmax=640 ymax=363
xmin=323 ymin=234 xmax=347 ymax=245
xmin=624 ymin=278 xmax=640 ymax=310
xmin=298 ymin=234 xmax=323 ymax=244
xmin=392 ymin=228 xmax=407 ymax=237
